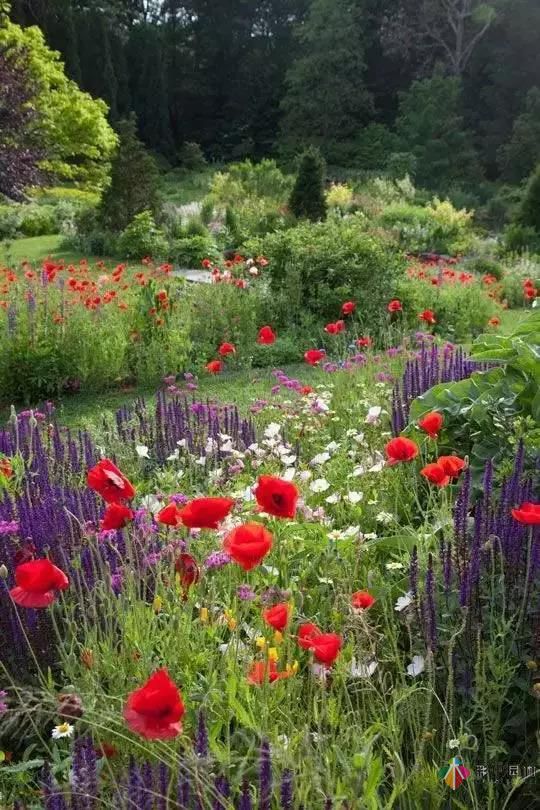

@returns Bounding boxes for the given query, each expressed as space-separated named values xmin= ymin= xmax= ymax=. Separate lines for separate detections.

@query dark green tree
xmin=498 ymin=88 xmax=540 ymax=183
xmin=395 ymin=74 xmax=481 ymax=190
xmin=518 ymin=164 xmax=540 ymax=231
xmin=99 ymin=116 xmax=160 ymax=232
xmin=77 ymin=9 xmax=118 ymax=118
xmin=289 ymin=147 xmax=327 ymax=222
xmin=280 ymin=0 xmax=373 ymax=162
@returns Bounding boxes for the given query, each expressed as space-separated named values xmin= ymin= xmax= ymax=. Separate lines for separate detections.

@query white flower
xmin=281 ymin=454 xmax=297 ymax=466
xmin=363 ymin=532 xmax=377 ymax=540
xmin=310 ymin=663 xmax=328 ymax=681
xmin=136 ymin=444 xmax=150 ymax=459
xmin=376 ymin=511 xmax=394 ymax=525
xmin=325 ymin=493 xmax=340 ymax=504
xmin=205 ymin=437 xmax=218 ymax=453
xmin=177 ymin=439 xmax=187 ymax=448
xmin=310 ymin=478 xmax=330 ymax=493
xmin=325 ymin=441 xmax=340 ymax=453
xmin=347 ymin=491 xmax=363 ymax=505
xmin=314 ymin=398 xmax=329 ymax=412
xmin=350 ymin=659 xmax=378 ymax=679
xmin=407 ymin=655 xmax=425 ymax=677
xmin=365 ymin=405 xmax=382 ymax=424
xmin=328 ymin=530 xmax=343 ymax=541
xmin=395 ymin=591 xmax=413 ymax=612
xmin=282 ymin=467 xmax=296 ymax=482
xmin=310 ymin=452 xmax=331 ymax=466
xmin=448 ymin=739 xmax=460 ymax=750
xmin=352 ymin=465 xmax=365 ymax=477
xmin=386 ymin=561 xmax=404 ymax=571
xmin=341 ymin=525 xmax=361 ymax=539
xmin=299 ymin=470 xmax=312 ymax=482
xmin=52 ymin=722 xmax=74 ymax=740
xmin=140 ymin=495 xmax=161 ymax=515
xmin=264 ymin=422 xmax=281 ymax=438
xmin=195 ymin=456 xmax=207 ymax=466
xmin=167 ymin=449 xmax=180 ymax=461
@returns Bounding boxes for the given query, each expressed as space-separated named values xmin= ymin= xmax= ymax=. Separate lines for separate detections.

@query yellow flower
xmin=256 ymin=637 xmax=267 ymax=650
xmin=227 ymin=617 xmax=237 ymax=631
xmin=199 ymin=607 xmax=209 ymax=623
xmin=268 ymin=647 xmax=279 ymax=662
xmin=152 ymin=596 xmax=163 ymax=613
xmin=286 ymin=660 xmax=299 ymax=675
xmin=273 ymin=631 xmax=284 ymax=644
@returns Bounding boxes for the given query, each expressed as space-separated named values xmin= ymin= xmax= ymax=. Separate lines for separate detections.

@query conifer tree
xmin=289 ymin=147 xmax=327 ymax=222
xmin=518 ymin=163 xmax=540 ymax=232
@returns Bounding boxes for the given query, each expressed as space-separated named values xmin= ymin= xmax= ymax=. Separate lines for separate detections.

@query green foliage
xmin=517 ymin=163 xmax=540 ymax=232
xmin=0 ymin=201 xmax=83 ymax=239
xmin=395 ymin=75 xmax=481 ymax=191
xmin=117 ymin=211 xmax=168 ymax=260
xmin=0 ymin=17 xmax=117 ymax=190
xmin=468 ymin=256 xmax=504 ymax=280
xmin=172 ymin=234 xmax=218 ymax=267
xmin=498 ymin=87 xmax=540 ymax=182
xmin=379 ymin=198 xmax=475 ymax=255
xmin=250 ymin=217 xmax=404 ymax=333
xmin=326 ymin=183 xmax=354 ymax=211
xmin=409 ymin=311 xmax=540 ymax=472
xmin=289 ymin=147 xmax=327 ymax=222
xmin=208 ymin=159 xmax=292 ymax=206
xmin=280 ymin=0 xmax=373 ymax=160
xmin=385 ymin=152 xmax=417 ymax=180
xmin=351 ymin=124 xmax=397 ymax=171
xmin=99 ymin=117 xmax=161 ymax=233
xmin=177 ymin=141 xmax=207 ymax=170
xmin=503 ymin=224 xmax=540 ymax=255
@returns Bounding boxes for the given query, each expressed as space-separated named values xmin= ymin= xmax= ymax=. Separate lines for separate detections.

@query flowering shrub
xmin=379 ymin=198 xmax=475 ymax=254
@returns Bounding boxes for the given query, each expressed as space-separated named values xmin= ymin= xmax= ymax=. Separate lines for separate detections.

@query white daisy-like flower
xmin=298 ymin=470 xmax=312 ymax=482
xmin=310 ymin=478 xmax=330 ymax=493
xmin=352 ymin=465 xmax=366 ymax=477
xmin=140 ymin=495 xmax=161 ymax=515
xmin=350 ymin=659 xmax=378 ymax=679
xmin=365 ymin=405 xmax=382 ymax=424
xmin=395 ymin=591 xmax=413 ymax=612
xmin=310 ymin=452 xmax=331 ymax=466
xmin=281 ymin=455 xmax=297 ymax=466
xmin=325 ymin=441 xmax=340 ymax=453
xmin=167 ymin=449 xmax=180 ymax=461
xmin=368 ymin=459 xmax=385 ymax=473
xmin=328 ymin=530 xmax=343 ymax=541
xmin=347 ymin=491 xmax=363 ymax=505
xmin=386 ymin=561 xmax=404 ymax=571
xmin=352 ymin=432 xmax=366 ymax=445
xmin=376 ymin=511 xmax=394 ymax=525
xmin=448 ymin=739 xmax=460 ymax=749
xmin=264 ymin=422 xmax=281 ymax=438
xmin=325 ymin=493 xmax=340 ymax=504
xmin=407 ymin=655 xmax=425 ymax=677
xmin=341 ymin=525 xmax=361 ymax=539
xmin=195 ymin=456 xmax=207 ymax=466
xmin=136 ymin=444 xmax=150 ymax=458
xmin=52 ymin=722 xmax=74 ymax=740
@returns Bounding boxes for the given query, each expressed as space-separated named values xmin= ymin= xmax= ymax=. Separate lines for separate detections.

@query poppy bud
xmin=0 ymin=564 xmax=7 ymax=580
xmin=57 ymin=692 xmax=84 ymax=720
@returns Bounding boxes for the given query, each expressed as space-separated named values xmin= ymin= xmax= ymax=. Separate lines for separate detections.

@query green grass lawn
xmin=159 ymin=166 xmax=217 ymax=206
xmin=0 ymin=234 xmax=146 ymax=271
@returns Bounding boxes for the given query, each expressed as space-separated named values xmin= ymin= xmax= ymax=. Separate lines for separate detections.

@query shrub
xmin=385 ymin=152 xmax=417 ymax=180
xmin=351 ymin=123 xmax=397 ymax=171
xmin=468 ymin=256 xmax=504 ymax=280
xmin=289 ymin=147 xmax=327 ymax=222
xmin=117 ymin=211 xmax=168 ymax=260
xmin=502 ymin=223 xmax=540 ymax=255
xmin=177 ymin=141 xmax=207 ymax=170
xmin=172 ymin=234 xmax=218 ymax=267
xmin=326 ymin=183 xmax=353 ymax=211
xmin=517 ymin=162 xmax=540 ymax=231
xmin=379 ymin=198 xmax=474 ymax=255
xmin=208 ymin=159 xmax=292 ymax=207
xmin=248 ymin=218 xmax=404 ymax=333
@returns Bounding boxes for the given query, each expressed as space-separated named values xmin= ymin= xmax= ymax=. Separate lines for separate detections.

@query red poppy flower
xmin=351 ymin=590 xmax=376 ymax=610
xmin=87 ymin=459 xmax=135 ymax=503
xmin=304 ymin=349 xmax=325 ymax=365
xmin=387 ymin=299 xmax=402 ymax=313
xmin=385 ymin=437 xmax=419 ymax=465
xmin=223 ymin=523 xmax=273 ymax=571
xmin=437 ymin=455 xmax=466 ymax=478
xmin=123 ymin=669 xmax=184 ymax=740
xmin=341 ymin=301 xmax=356 ymax=315
xmin=9 ymin=559 xmax=69 ymax=608
xmin=175 ymin=552 xmax=200 ymax=596
xmin=101 ymin=502 xmax=134 ymax=530
xmin=301 ymin=385 xmax=314 ymax=395
xmin=420 ymin=462 xmax=450 ymax=487
xmin=297 ymin=622 xmax=322 ymax=649
xmin=524 ymin=287 xmax=537 ymax=300
xmin=356 ymin=336 xmax=372 ymax=349
xmin=310 ymin=633 xmax=342 ymax=666
xmin=247 ymin=660 xmax=294 ymax=685
xmin=511 ymin=502 xmax=540 ymax=525
xmin=257 ymin=326 xmax=276 ymax=345
xmin=177 ymin=497 xmax=235 ymax=529
xmin=488 ymin=317 xmax=500 ymax=327
xmin=206 ymin=360 xmax=223 ymax=374
xmin=201 ymin=258 xmax=212 ymax=269
xmin=157 ymin=502 xmax=183 ymax=527
xmin=218 ymin=342 xmax=236 ymax=356
xmin=0 ymin=457 xmax=13 ymax=478
xmin=254 ymin=475 xmax=299 ymax=519
xmin=96 ymin=742 xmax=118 ymax=759
xmin=262 ymin=602 xmax=291 ymax=631
xmin=419 ymin=309 xmax=437 ymax=325
xmin=324 ymin=322 xmax=339 ymax=335
xmin=418 ymin=411 xmax=444 ymax=439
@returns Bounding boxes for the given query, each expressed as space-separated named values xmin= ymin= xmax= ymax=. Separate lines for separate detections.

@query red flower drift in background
xmin=177 ymin=497 xmax=234 ymax=529
xmin=511 ymin=502 xmax=540 ymax=525
xmin=218 ymin=342 xmax=236 ymax=356
xmin=263 ymin=602 xmax=291 ymax=631
xmin=123 ymin=669 xmax=184 ymax=740
xmin=324 ymin=321 xmax=345 ymax=335
xmin=205 ymin=360 xmax=223 ymax=374
xmin=87 ymin=459 xmax=135 ymax=503
xmin=356 ymin=336 xmax=372 ymax=349
xmin=257 ymin=326 xmax=276 ymax=345
xmin=223 ymin=523 xmax=273 ymax=570
xmin=341 ymin=301 xmax=356 ymax=315
xmin=385 ymin=437 xmax=419 ymax=465
xmin=418 ymin=411 xmax=444 ymax=439
xmin=304 ymin=349 xmax=325 ymax=365
xmin=297 ymin=622 xmax=322 ymax=649
xmin=421 ymin=463 xmax=451 ymax=487
xmin=351 ymin=591 xmax=376 ymax=610
xmin=157 ymin=502 xmax=182 ymax=526
xmin=419 ymin=309 xmax=437 ymax=325
xmin=247 ymin=660 xmax=294 ymax=685
xmin=101 ymin=502 xmax=134 ymax=530
xmin=387 ymin=299 xmax=402 ymax=313
xmin=9 ymin=558 xmax=69 ymax=608
xmin=254 ymin=475 xmax=299 ymax=519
